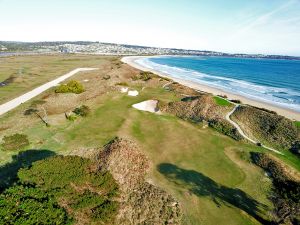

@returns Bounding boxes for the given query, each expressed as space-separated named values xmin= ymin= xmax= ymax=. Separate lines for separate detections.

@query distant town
xmin=0 ymin=41 xmax=299 ymax=60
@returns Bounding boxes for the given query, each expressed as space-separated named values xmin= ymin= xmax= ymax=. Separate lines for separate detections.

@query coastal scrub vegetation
xmin=1 ymin=133 xmax=29 ymax=151
xmin=0 ymin=155 xmax=119 ymax=224
xmin=73 ymin=105 xmax=91 ymax=117
xmin=55 ymin=80 xmax=85 ymax=94
xmin=161 ymin=95 xmax=241 ymax=140
xmin=24 ymin=108 xmax=39 ymax=116
xmin=231 ymin=105 xmax=299 ymax=151
xmin=132 ymin=71 xmax=155 ymax=81
xmin=0 ymin=185 xmax=71 ymax=224
xmin=208 ymin=119 xmax=242 ymax=140
xmin=251 ymin=152 xmax=300 ymax=224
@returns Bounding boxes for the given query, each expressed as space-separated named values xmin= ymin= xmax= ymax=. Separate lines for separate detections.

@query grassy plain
xmin=0 ymin=54 xmax=111 ymax=104
xmin=0 ymin=55 xmax=298 ymax=224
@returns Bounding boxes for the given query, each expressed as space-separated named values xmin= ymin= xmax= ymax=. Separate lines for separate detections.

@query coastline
xmin=122 ymin=56 xmax=300 ymax=121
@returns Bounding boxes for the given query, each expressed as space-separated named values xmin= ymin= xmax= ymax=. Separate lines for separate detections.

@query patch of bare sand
xmin=132 ymin=100 xmax=160 ymax=113
xmin=128 ymin=90 xmax=139 ymax=96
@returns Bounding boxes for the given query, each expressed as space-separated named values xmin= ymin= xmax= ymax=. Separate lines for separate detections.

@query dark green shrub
xmin=17 ymin=155 xmax=119 ymax=223
xmin=0 ymin=155 xmax=119 ymax=224
xmin=0 ymin=185 xmax=71 ymax=224
xmin=103 ymin=75 xmax=111 ymax=80
xmin=250 ymin=152 xmax=300 ymax=224
xmin=24 ymin=108 xmax=39 ymax=116
xmin=290 ymin=141 xmax=300 ymax=156
xmin=55 ymin=80 xmax=85 ymax=94
xmin=139 ymin=71 xmax=152 ymax=81
xmin=1 ymin=133 xmax=29 ymax=151
xmin=73 ymin=105 xmax=90 ymax=117
xmin=231 ymin=99 xmax=241 ymax=104
xmin=208 ymin=119 xmax=242 ymax=140
xmin=132 ymin=71 xmax=154 ymax=81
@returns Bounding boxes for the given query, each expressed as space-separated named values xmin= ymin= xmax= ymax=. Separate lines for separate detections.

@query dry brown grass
xmin=0 ymin=54 xmax=119 ymax=104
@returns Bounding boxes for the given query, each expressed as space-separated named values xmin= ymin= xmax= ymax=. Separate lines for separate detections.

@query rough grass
xmin=0 ymin=133 xmax=29 ymax=151
xmin=0 ymin=56 xmax=297 ymax=225
xmin=0 ymin=54 xmax=117 ymax=104
xmin=213 ymin=96 xmax=232 ymax=106
xmin=0 ymin=86 xmax=274 ymax=224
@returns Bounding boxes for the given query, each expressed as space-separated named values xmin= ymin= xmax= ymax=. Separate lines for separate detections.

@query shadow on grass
xmin=0 ymin=149 xmax=56 ymax=192
xmin=157 ymin=163 xmax=273 ymax=225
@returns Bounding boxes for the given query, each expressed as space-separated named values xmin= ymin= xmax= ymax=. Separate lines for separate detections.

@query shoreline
xmin=122 ymin=56 xmax=300 ymax=121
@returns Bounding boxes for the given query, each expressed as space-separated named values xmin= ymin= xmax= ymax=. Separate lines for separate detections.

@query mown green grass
xmin=294 ymin=121 xmax=300 ymax=128
xmin=213 ymin=96 xmax=232 ymax=106
xmin=128 ymin=108 xmax=271 ymax=225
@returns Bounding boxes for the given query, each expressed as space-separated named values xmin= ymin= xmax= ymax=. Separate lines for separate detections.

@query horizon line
xmin=0 ymin=40 xmax=299 ymax=58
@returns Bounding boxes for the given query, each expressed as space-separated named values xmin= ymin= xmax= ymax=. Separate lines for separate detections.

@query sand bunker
xmin=128 ymin=90 xmax=139 ymax=96
xmin=132 ymin=100 xmax=160 ymax=113
xmin=120 ymin=87 xmax=129 ymax=93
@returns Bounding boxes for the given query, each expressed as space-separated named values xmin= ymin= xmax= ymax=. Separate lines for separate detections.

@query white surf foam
xmin=135 ymin=57 xmax=300 ymax=112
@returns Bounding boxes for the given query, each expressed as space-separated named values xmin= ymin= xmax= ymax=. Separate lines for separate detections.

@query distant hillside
xmin=1 ymin=41 xmax=299 ymax=59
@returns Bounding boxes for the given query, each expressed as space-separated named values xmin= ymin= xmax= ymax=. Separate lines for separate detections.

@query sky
xmin=0 ymin=0 xmax=300 ymax=56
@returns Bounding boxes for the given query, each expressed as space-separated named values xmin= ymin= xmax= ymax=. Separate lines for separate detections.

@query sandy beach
xmin=122 ymin=56 xmax=300 ymax=121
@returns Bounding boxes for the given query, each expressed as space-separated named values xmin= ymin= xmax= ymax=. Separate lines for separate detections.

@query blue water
xmin=135 ymin=56 xmax=300 ymax=112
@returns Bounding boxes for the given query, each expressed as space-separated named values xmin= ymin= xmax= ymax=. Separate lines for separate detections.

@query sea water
xmin=135 ymin=56 xmax=300 ymax=112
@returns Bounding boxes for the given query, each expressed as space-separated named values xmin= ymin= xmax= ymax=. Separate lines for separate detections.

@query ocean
xmin=135 ymin=56 xmax=300 ymax=112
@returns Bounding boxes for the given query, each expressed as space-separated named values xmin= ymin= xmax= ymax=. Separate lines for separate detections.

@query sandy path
xmin=0 ymin=68 xmax=98 ymax=116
